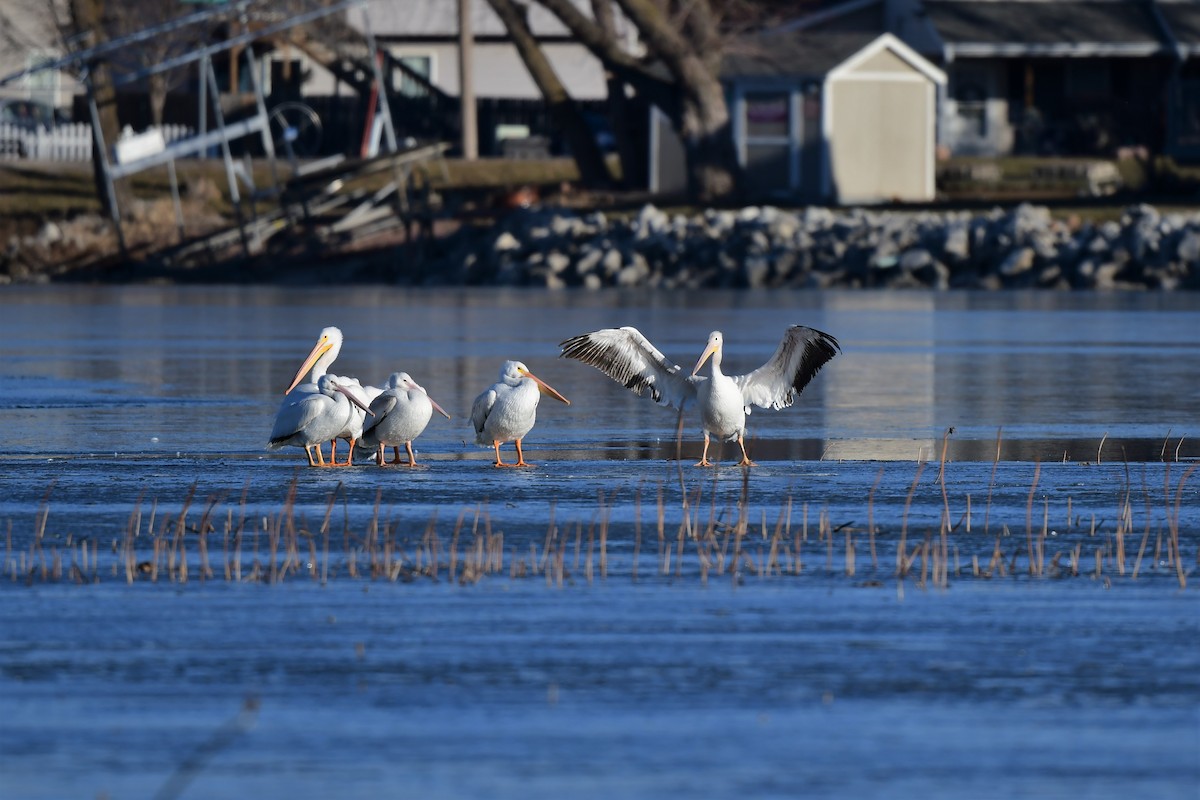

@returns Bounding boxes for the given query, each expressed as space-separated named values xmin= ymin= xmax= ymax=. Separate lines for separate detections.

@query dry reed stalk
xmin=573 ymin=520 xmax=583 ymax=573
xmin=937 ymin=427 xmax=954 ymax=535
xmin=449 ymin=507 xmax=467 ymax=582
xmin=845 ymin=529 xmax=855 ymax=577
xmin=918 ymin=534 xmax=930 ymax=588
xmin=898 ymin=459 xmax=927 ymax=576
xmin=655 ymin=483 xmax=668 ymax=574
xmin=598 ymin=489 xmax=610 ymax=580
xmin=1160 ymin=428 xmax=1173 ymax=462
xmin=768 ymin=507 xmax=785 ymax=576
xmin=124 ymin=494 xmax=144 ymax=584
xmin=1025 ymin=462 xmax=1041 ymax=576
xmin=537 ymin=501 xmax=554 ymax=575
xmin=984 ymin=428 xmax=1002 ymax=534
xmin=867 ymin=468 xmax=883 ymax=570
xmin=585 ymin=522 xmax=594 ymax=584
xmin=1097 ymin=432 xmax=1108 ymax=465
xmin=1167 ymin=464 xmax=1197 ymax=589
xmin=555 ymin=531 xmax=567 ymax=588
xmin=675 ymin=512 xmax=685 ymax=579
xmin=822 ymin=507 xmax=832 ymax=573
xmin=1132 ymin=472 xmax=1153 ymax=579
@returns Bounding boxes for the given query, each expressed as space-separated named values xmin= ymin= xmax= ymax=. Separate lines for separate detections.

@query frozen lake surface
xmin=0 ymin=286 xmax=1197 ymax=799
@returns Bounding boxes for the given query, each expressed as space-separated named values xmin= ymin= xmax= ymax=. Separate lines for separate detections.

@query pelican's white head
xmin=285 ymin=326 xmax=344 ymax=394
xmin=501 ymin=360 xmax=570 ymax=405
xmin=692 ymin=331 xmax=725 ymax=376
xmin=386 ymin=371 xmax=417 ymax=390
xmin=500 ymin=360 xmax=526 ymax=385
xmin=320 ymin=374 xmax=373 ymax=415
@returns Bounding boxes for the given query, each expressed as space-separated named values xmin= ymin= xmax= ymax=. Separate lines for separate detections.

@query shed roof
xmin=924 ymin=1 xmax=1172 ymax=56
xmin=722 ymin=31 xmax=944 ymax=85
xmin=722 ymin=31 xmax=881 ymax=78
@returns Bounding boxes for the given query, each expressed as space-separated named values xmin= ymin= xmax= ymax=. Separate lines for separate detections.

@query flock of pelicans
xmin=268 ymin=323 xmax=841 ymax=468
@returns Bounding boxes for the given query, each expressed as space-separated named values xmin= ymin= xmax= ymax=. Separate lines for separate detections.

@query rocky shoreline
xmin=7 ymin=201 xmax=1200 ymax=289
xmin=419 ymin=202 xmax=1200 ymax=291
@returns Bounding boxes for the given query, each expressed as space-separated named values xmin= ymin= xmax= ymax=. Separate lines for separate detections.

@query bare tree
xmin=66 ymin=0 xmax=127 ymax=217
xmin=485 ymin=0 xmax=612 ymax=188
xmin=528 ymin=0 xmax=739 ymax=202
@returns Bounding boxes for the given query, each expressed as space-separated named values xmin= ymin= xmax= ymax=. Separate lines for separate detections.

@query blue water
xmin=0 ymin=286 xmax=1197 ymax=799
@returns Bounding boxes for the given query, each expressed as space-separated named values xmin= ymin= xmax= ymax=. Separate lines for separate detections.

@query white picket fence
xmin=0 ymin=122 xmax=195 ymax=162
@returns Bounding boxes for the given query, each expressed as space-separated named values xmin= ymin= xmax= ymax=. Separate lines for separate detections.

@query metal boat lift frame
xmin=0 ymin=0 xmax=398 ymax=260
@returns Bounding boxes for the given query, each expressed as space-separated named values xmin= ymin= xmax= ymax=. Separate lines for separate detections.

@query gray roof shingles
xmin=722 ymin=31 xmax=880 ymax=78
xmin=923 ymin=1 xmax=1168 ymax=48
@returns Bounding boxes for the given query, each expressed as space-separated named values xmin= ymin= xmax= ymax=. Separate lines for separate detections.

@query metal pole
xmin=360 ymin=4 xmax=398 ymax=153
xmin=198 ymin=53 xmax=208 ymax=160
xmin=457 ymin=0 xmax=477 ymax=159
xmin=84 ymin=73 xmax=126 ymax=257
xmin=205 ymin=57 xmax=251 ymax=258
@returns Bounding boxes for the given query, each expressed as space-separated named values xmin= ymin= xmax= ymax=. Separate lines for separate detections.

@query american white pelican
xmin=268 ymin=375 xmax=374 ymax=467
xmin=274 ymin=327 xmax=345 ymax=465
xmin=359 ymin=372 xmax=451 ymax=467
xmin=470 ymin=360 xmax=570 ymax=467
xmin=329 ymin=376 xmax=383 ymax=467
xmin=559 ymin=326 xmax=840 ymax=467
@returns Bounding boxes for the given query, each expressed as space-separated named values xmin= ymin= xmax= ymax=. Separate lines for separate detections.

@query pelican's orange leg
xmin=339 ymin=438 xmax=357 ymax=467
xmin=513 ymin=439 xmax=534 ymax=468
xmin=404 ymin=441 xmax=419 ymax=467
xmin=304 ymin=445 xmax=319 ymax=467
xmin=695 ymin=431 xmax=713 ymax=467
xmin=375 ymin=444 xmax=387 ymax=467
xmin=493 ymin=441 xmax=512 ymax=468
xmin=736 ymin=432 xmax=756 ymax=468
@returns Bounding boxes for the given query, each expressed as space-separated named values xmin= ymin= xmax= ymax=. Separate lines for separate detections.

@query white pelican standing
xmin=329 ymin=376 xmax=383 ymax=467
xmin=559 ymin=325 xmax=840 ymax=467
xmin=274 ymin=327 xmax=345 ymax=465
xmin=268 ymin=374 xmax=374 ymax=467
xmin=470 ymin=360 xmax=570 ymax=467
xmin=359 ymin=372 xmax=451 ymax=467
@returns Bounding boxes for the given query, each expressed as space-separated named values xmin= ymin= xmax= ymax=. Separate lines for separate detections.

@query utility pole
xmin=457 ymin=0 xmax=478 ymax=159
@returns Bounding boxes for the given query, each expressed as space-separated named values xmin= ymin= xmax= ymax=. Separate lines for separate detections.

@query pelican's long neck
xmin=311 ymin=344 xmax=340 ymax=382
xmin=708 ymin=346 xmax=724 ymax=378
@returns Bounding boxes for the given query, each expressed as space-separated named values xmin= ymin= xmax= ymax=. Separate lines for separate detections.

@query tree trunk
xmin=486 ymin=0 xmax=612 ymax=188
xmin=591 ymin=0 xmax=634 ymax=187
xmin=532 ymin=0 xmax=741 ymax=201
xmin=68 ymin=0 xmax=130 ymax=218
xmin=680 ymin=76 xmax=739 ymax=202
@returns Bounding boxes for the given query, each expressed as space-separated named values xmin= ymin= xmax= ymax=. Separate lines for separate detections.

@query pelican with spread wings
xmin=559 ymin=326 xmax=840 ymax=466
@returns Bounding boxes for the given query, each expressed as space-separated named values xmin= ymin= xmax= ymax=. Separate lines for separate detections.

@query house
xmin=0 ymin=0 xmax=80 ymax=108
xmin=340 ymin=0 xmax=634 ymax=154
xmin=652 ymin=32 xmax=945 ymax=204
xmin=783 ymin=0 xmax=1200 ymax=159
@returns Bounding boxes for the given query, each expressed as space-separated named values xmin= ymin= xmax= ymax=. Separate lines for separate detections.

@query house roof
xmin=722 ymin=31 xmax=881 ymax=78
xmin=722 ymin=31 xmax=944 ymax=84
xmin=349 ymin=0 xmax=617 ymax=40
xmin=924 ymin=1 xmax=1172 ymax=57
